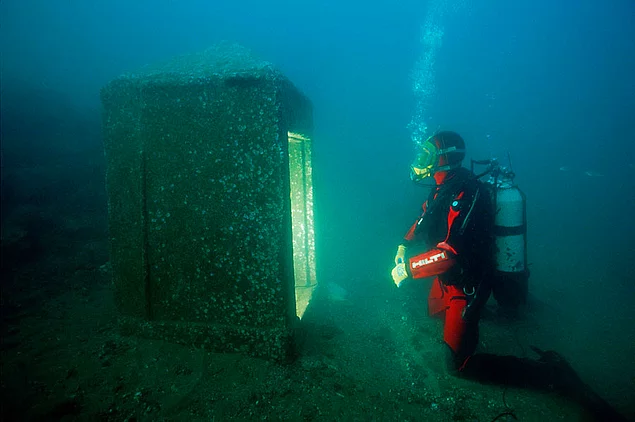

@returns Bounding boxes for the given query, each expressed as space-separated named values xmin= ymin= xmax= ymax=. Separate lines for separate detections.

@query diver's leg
xmin=427 ymin=277 xmax=448 ymax=318
xmin=443 ymin=285 xmax=480 ymax=370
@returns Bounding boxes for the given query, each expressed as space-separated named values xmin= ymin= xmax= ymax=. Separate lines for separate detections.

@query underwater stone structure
xmin=101 ymin=43 xmax=315 ymax=360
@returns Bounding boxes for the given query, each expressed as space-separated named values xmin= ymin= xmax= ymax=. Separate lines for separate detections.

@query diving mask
xmin=409 ymin=135 xmax=466 ymax=182
xmin=410 ymin=139 xmax=438 ymax=182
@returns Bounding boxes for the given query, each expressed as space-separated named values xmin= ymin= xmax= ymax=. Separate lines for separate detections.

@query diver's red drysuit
xmin=402 ymin=167 xmax=494 ymax=365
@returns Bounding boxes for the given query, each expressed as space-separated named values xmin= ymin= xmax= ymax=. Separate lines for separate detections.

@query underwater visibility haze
xmin=1 ymin=0 xmax=634 ymax=420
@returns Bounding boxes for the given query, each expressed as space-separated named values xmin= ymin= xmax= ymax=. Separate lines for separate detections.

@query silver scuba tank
xmin=485 ymin=163 xmax=529 ymax=309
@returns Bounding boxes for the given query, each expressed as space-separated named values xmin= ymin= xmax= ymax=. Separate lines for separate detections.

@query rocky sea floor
xmin=2 ymin=245 xmax=621 ymax=421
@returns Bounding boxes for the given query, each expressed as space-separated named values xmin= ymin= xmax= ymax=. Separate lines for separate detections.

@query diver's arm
xmin=405 ymin=186 xmax=474 ymax=279
xmin=392 ymin=237 xmax=453 ymax=287
xmin=407 ymin=242 xmax=457 ymax=279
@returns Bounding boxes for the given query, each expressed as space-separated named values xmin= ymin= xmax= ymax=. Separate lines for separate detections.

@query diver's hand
xmin=394 ymin=244 xmax=407 ymax=265
xmin=391 ymin=263 xmax=409 ymax=287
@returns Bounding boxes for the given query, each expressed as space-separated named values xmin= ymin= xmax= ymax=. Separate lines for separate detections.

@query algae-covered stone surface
xmin=101 ymin=43 xmax=312 ymax=360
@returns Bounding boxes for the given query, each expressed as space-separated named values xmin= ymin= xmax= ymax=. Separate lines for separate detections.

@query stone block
xmin=101 ymin=43 xmax=315 ymax=360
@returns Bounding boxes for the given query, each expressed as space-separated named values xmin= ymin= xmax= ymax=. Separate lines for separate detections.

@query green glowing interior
xmin=288 ymin=131 xmax=317 ymax=319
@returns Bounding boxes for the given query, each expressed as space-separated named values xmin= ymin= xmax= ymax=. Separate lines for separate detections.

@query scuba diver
xmin=390 ymin=131 xmax=628 ymax=421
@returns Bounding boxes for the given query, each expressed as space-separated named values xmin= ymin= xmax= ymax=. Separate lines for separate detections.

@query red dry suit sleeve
xmin=406 ymin=188 xmax=472 ymax=279
xmin=407 ymin=243 xmax=457 ymax=279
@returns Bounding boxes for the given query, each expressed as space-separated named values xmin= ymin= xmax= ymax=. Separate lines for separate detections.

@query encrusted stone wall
xmin=101 ymin=43 xmax=312 ymax=360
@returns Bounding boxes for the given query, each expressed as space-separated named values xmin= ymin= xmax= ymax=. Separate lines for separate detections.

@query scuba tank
xmin=472 ymin=156 xmax=529 ymax=310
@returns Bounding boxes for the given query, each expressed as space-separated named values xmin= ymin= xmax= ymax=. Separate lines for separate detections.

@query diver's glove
xmin=391 ymin=263 xmax=409 ymax=287
xmin=394 ymin=244 xmax=407 ymax=265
